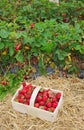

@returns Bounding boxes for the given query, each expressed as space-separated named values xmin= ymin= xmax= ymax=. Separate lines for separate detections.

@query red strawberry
xmin=36 ymin=96 xmax=42 ymax=102
xmin=30 ymin=23 xmax=34 ymax=29
xmin=43 ymin=90 xmax=48 ymax=97
xmin=44 ymin=106 xmax=48 ymax=111
xmin=52 ymin=97 xmax=57 ymax=102
xmin=27 ymin=84 xmax=33 ymax=90
xmin=56 ymin=92 xmax=61 ymax=100
xmin=46 ymin=102 xmax=52 ymax=108
xmin=52 ymin=102 xmax=58 ymax=108
xmin=42 ymin=95 xmax=47 ymax=102
xmin=37 ymin=92 xmax=43 ymax=97
xmin=24 ymin=100 xmax=29 ymax=105
xmin=39 ymin=101 xmax=45 ymax=106
xmin=27 ymin=89 xmax=32 ymax=94
xmin=15 ymin=44 xmax=21 ymax=51
xmin=18 ymin=93 xmax=23 ymax=98
xmin=18 ymin=98 xmax=23 ymax=103
xmin=34 ymin=103 xmax=39 ymax=108
xmin=50 ymin=107 xmax=55 ymax=112
xmin=24 ymin=93 xmax=31 ymax=99
xmin=1 ymin=81 xmax=6 ymax=85
xmin=21 ymin=88 xmax=27 ymax=94
xmin=27 ymin=94 xmax=31 ymax=99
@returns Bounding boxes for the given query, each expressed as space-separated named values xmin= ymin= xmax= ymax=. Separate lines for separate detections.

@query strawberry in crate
xmin=34 ymin=88 xmax=61 ymax=112
xmin=15 ymin=82 xmax=36 ymax=105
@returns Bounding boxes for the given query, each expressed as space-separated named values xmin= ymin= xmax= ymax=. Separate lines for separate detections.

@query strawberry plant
xmin=0 ymin=0 xmax=84 ymax=100
xmin=0 ymin=69 xmax=23 ymax=100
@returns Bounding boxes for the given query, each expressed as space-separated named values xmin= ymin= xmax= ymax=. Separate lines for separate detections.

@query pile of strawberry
xmin=15 ymin=82 xmax=61 ymax=112
xmin=34 ymin=88 xmax=61 ymax=112
xmin=15 ymin=82 xmax=36 ymax=105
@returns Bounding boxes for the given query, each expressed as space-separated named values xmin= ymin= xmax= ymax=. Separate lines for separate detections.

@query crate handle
xmin=30 ymin=86 xmax=41 ymax=106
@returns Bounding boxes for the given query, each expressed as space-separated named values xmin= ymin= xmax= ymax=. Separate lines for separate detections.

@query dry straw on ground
xmin=0 ymin=75 xmax=84 ymax=130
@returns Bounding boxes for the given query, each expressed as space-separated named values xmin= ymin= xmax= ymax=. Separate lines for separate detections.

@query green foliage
xmin=0 ymin=0 xmax=84 ymax=99
xmin=0 ymin=0 xmax=84 ymax=73
xmin=0 ymin=70 xmax=23 ymax=100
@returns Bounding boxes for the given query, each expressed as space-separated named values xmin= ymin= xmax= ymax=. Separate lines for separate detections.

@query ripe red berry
xmin=24 ymin=93 xmax=31 ymax=99
xmin=52 ymin=102 xmax=58 ymax=108
xmin=15 ymin=44 xmax=21 ymax=51
xmin=36 ymin=96 xmax=42 ymax=102
xmin=43 ymin=106 xmax=48 ymax=111
xmin=34 ymin=103 xmax=39 ymax=108
xmin=30 ymin=23 xmax=34 ymax=29
xmin=25 ymin=100 xmax=29 ymax=105
xmin=27 ymin=89 xmax=32 ymax=94
xmin=50 ymin=107 xmax=55 ymax=112
xmin=56 ymin=92 xmax=61 ymax=100
xmin=21 ymin=88 xmax=27 ymax=94
xmin=46 ymin=102 xmax=52 ymax=108
xmin=52 ymin=97 xmax=57 ymax=102
xmin=39 ymin=101 xmax=45 ymax=106
xmin=18 ymin=98 xmax=23 ymax=103
xmin=18 ymin=93 xmax=23 ymax=98
xmin=27 ymin=84 xmax=33 ymax=90
xmin=42 ymin=96 xmax=47 ymax=102
xmin=37 ymin=92 xmax=43 ymax=97
xmin=1 ymin=81 xmax=6 ymax=85
xmin=43 ymin=91 xmax=48 ymax=96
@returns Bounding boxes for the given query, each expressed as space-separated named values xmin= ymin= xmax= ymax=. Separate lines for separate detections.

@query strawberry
xmin=46 ymin=102 xmax=52 ymax=108
xmin=56 ymin=92 xmax=61 ymax=100
xmin=24 ymin=101 xmax=29 ymax=105
xmin=37 ymin=92 xmax=43 ymax=97
xmin=18 ymin=93 xmax=23 ymax=98
xmin=27 ymin=94 xmax=31 ymax=99
xmin=36 ymin=96 xmax=42 ymax=102
xmin=52 ymin=102 xmax=58 ymax=108
xmin=51 ymin=97 xmax=57 ymax=102
xmin=34 ymin=103 xmax=39 ymax=108
xmin=30 ymin=23 xmax=34 ymax=29
xmin=1 ymin=81 xmax=7 ymax=85
xmin=43 ymin=91 xmax=47 ymax=96
xmin=18 ymin=98 xmax=23 ymax=103
xmin=39 ymin=101 xmax=45 ymax=106
xmin=21 ymin=88 xmax=28 ymax=94
xmin=42 ymin=95 xmax=47 ymax=102
xmin=27 ymin=89 xmax=32 ymax=94
xmin=27 ymin=84 xmax=33 ymax=90
xmin=43 ymin=106 xmax=48 ymax=111
xmin=24 ymin=93 xmax=31 ymax=99
xmin=15 ymin=44 xmax=21 ymax=51
xmin=50 ymin=107 xmax=55 ymax=112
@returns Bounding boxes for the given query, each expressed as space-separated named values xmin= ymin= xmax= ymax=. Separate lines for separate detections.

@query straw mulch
xmin=0 ymin=75 xmax=84 ymax=130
